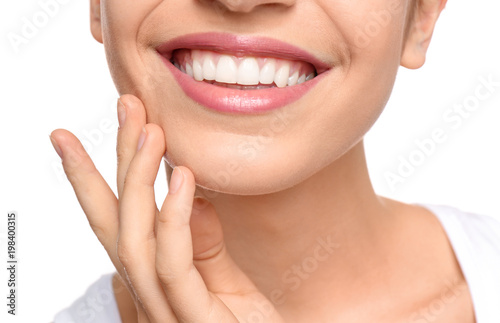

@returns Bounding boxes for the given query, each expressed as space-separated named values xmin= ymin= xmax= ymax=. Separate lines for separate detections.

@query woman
xmin=50 ymin=0 xmax=500 ymax=322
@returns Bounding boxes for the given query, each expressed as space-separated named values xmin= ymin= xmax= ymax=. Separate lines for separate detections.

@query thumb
xmin=190 ymin=197 xmax=257 ymax=295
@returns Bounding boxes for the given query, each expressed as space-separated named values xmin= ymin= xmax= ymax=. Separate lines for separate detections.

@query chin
xmin=163 ymin=140 xmax=325 ymax=196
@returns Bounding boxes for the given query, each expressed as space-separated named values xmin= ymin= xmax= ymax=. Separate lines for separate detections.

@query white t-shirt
xmin=54 ymin=204 xmax=500 ymax=323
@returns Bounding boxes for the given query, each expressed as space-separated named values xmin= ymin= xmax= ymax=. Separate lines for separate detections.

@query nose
xmin=209 ymin=0 xmax=295 ymax=13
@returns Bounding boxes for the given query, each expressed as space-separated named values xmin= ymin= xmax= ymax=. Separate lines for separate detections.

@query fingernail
xmin=117 ymin=99 xmax=126 ymax=128
xmin=137 ymin=127 xmax=147 ymax=151
xmin=169 ymin=167 xmax=184 ymax=194
xmin=49 ymin=134 xmax=63 ymax=159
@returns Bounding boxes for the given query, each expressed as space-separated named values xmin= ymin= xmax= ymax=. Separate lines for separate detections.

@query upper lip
xmin=156 ymin=32 xmax=331 ymax=75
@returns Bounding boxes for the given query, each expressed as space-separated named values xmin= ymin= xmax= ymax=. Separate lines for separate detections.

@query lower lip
xmin=159 ymin=55 xmax=325 ymax=114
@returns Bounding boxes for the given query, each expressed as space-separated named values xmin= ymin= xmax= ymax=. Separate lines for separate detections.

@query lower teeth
xmin=203 ymin=80 xmax=276 ymax=90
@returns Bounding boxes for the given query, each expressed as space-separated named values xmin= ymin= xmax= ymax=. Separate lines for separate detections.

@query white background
xmin=0 ymin=0 xmax=499 ymax=322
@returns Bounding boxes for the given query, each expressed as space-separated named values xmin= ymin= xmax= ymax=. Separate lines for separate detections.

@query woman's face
xmin=95 ymin=0 xmax=419 ymax=195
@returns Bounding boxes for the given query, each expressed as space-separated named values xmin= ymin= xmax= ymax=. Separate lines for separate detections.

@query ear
xmin=90 ymin=0 xmax=103 ymax=43
xmin=401 ymin=0 xmax=447 ymax=69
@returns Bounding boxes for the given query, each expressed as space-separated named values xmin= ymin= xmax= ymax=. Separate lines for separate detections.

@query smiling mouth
xmin=156 ymin=33 xmax=330 ymax=113
xmin=170 ymin=49 xmax=318 ymax=90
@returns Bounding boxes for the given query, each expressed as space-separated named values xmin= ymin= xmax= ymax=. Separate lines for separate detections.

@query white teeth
xmin=193 ymin=60 xmax=203 ymax=81
xmin=259 ymin=59 xmax=276 ymax=84
xmin=287 ymin=70 xmax=299 ymax=86
xmin=177 ymin=50 xmax=316 ymax=87
xmin=215 ymin=55 xmax=238 ymax=84
xmin=274 ymin=64 xmax=290 ymax=88
xmin=185 ymin=63 xmax=194 ymax=78
xmin=203 ymin=57 xmax=217 ymax=81
xmin=237 ymin=57 xmax=260 ymax=85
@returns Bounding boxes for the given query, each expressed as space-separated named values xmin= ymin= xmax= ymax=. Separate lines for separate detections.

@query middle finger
xmin=116 ymin=95 xmax=147 ymax=198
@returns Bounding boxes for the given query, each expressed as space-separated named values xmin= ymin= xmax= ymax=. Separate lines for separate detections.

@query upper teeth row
xmin=173 ymin=49 xmax=315 ymax=88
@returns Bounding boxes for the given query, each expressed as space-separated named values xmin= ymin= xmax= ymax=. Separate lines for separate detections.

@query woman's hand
xmin=50 ymin=95 xmax=284 ymax=323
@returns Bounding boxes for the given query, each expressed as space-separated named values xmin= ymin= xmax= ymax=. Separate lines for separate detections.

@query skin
xmin=50 ymin=0 xmax=476 ymax=322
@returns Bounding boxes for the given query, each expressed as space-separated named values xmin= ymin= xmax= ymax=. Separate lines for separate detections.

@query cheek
xmin=101 ymin=0 xmax=164 ymax=95
xmin=316 ymin=0 xmax=408 ymax=138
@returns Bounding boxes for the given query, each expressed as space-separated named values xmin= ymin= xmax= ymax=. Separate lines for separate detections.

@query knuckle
xmin=156 ymin=265 xmax=196 ymax=295
xmin=64 ymin=157 xmax=86 ymax=178
xmin=156 ymin=212 xmax=173 ymax=226
xmin=158 ymin=205 xmax=190 ymax=227
xmin=155 ymin=264 xmax=176 ymax=287
xmin=116 ymin=145 xmax=127 ymax=164
xmin=122 ymin=170 xmax=143 ymax=188
xmin=65 ymin=158 xmax=99 ymax=186
xmin=116 ymin=240 xmax=136 ymax=266
xmin=122 ymin=178 xmax=143 ymax=196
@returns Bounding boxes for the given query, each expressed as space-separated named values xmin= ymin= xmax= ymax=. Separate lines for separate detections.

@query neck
xmin=191 ymin=141 xmax=398 ymax=311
